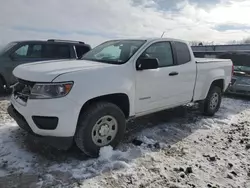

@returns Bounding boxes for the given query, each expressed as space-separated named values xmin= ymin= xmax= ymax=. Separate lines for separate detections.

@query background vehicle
xmin=192 ymin=44 xmax=250 ymax=96
xmin=227 ymin=65 xmax=250 ymax=95
xmin=0 ymin=39 xmax=91 ymax=93
xmin=8 ymin=38 xmax=232 ymax=157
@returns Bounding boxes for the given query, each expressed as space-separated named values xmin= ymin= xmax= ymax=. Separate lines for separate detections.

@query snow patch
xmin=0 ymin=123 xmax=35 ymax=172
xmin=98 ymin=146 xmax=114 ymax=161
xmin=49 ymin=146 xmax=138 ymax=180
xmin=0 ymin=169 xmax=7 ymax=177
xmin=0 ymin=97 xmax=250 ymax=187
xmin=138 ymin=136 xmax=156 ymax=145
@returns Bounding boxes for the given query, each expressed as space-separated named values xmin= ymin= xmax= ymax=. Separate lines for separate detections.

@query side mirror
xmin=136 ymin=58 xmax=159 ymax=70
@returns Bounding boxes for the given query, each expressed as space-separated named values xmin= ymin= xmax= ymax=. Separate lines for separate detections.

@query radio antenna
xmin=161 ymin=31 xmax=166 ymax=38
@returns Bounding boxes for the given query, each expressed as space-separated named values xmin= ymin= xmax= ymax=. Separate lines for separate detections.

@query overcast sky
xmin=0 ymin=0 xmax=250 ymax=46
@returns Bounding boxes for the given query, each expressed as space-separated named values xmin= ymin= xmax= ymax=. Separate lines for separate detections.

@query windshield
xmin=82 ymin=40 xmax=146 ymax=64
xmin=0 ymin=42 xmax=17 ymax=55
xmin=234 ymin=66 xmax=250 ymax=73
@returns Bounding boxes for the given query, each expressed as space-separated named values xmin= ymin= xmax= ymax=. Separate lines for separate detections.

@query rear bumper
xmin=226 ymin=84 xmax=250 ymax=96
xmin=8 ymin=105 xmax=73 ymax=150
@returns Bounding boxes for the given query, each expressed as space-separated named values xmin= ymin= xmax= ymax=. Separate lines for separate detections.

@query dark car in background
xmin=0 ymin=39 xmax=91 ymax=93
xmin=227 ymin=65 xmax=250 ymax=96
xmin=216 ymin=52 xmax=250 ymax=96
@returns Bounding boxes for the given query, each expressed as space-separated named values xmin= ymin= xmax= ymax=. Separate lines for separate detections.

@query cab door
xmin=135 ymin=41 xmax=196 ymax=115
xmin=135 ymin=41 xmax=179 ymax=114
xmin=170 ymin=41 xmax=196 ymax=103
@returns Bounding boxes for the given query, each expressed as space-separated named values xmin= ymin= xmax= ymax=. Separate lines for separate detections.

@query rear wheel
xmin=75 ymin=102 xmax=126 ymax=157
xmin=202 ymin=86 xmax=222 ymax=116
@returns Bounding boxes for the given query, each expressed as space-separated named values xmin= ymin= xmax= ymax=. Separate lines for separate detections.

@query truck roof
xmin=11 ymin=39 xmax=90 ymax=47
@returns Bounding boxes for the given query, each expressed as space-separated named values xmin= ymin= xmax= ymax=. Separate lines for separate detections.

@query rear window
xmin=174 ymin=42 xmax=191 ymax=64
xmin=43 ymin=44 xmax=70 ymax=59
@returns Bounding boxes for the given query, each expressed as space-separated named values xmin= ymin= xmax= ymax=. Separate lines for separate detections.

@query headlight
xmin=30 ymin=82 xmax=73 ymax=99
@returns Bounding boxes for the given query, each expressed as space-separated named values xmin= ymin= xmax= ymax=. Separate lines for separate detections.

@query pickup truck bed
xmin=195 ymin=58 xmax=230 ymax=63
xmin=193 ymin=58 xmax=232 ymax=102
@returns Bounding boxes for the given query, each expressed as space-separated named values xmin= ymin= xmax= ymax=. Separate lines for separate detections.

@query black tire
xmin=75 ymin=102 xmax=126 ymax=157
xmin=202 ymin=86 xmax=222 ymax=116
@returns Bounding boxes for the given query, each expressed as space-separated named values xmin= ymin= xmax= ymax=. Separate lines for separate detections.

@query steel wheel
xmin=75 ymin=102 xmax=126 ymax=157
xmin=91 ymin=115 xmax=118 ymax=147
xmin=202 ymin=86 xmax=222 ymax=116
xmin=209 ymin=92 xmax=219 ymax=110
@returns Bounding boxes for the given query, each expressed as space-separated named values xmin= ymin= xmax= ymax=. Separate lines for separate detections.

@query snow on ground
xmin=0 ymin=96 xmax=250 ymax=187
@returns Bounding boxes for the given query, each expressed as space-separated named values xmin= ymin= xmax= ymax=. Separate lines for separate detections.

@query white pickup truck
xmin=8 ymin=38 xmax=233 ymax=157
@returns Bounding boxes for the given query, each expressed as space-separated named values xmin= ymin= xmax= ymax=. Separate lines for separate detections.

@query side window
xmin=13 ymin=44 xmax=42 ymax=58
xmin=140 ymin=42 xmax=174 ymax=67
xmin=43 ymin=44 xmax=55 ymax=58
xmin=43 ymin=44 xmax=70 ymax=59
xmin=29 ymin=45 xmax=42 ymax=58
xmin=14 ymin=45 xmax=29 ymax=57
xmin=57 ymin=45 xmax=70 ymax=58
xmin=174 ymin=42 xmax=191 ymax=64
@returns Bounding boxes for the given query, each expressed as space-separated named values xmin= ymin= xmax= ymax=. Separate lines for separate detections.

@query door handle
xmin=169 ymin=72 xmax=179 ymax=76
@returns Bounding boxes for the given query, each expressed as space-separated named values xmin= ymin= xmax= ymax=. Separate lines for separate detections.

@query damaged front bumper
xmin=7 ymin=104 xmax=73 ymax=150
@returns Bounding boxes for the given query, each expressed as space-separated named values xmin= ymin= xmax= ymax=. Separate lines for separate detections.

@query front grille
xmin=13 ymin=79 xmax=36 ymax=102
xmin=17 ymin=78 xmax=36 ymax=87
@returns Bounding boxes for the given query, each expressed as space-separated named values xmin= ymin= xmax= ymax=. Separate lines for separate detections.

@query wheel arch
xmin=78 ymin=93 xmax=130 ymax=120
xmin=210 ymin=79 xmax=224 ymax=90
xmin=197 ymin=78 xmax=225 ymax=102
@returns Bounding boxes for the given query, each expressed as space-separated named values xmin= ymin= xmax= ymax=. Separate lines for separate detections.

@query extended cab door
xmin=170 ymin=41 xmax=196 ymax=103
xmin=135 ymin=40 xmax=196 ymax=115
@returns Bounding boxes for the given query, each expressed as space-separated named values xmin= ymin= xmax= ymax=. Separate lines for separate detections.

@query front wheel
xmin=202 ymin=86 xmax=222 ymax=116
xmin=75 ymin=102 xmax=126 ymax=157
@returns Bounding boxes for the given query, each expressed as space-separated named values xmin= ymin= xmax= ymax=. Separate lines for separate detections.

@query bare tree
xmin=189 ymin=41 xmax=217 ymax=46
xmin=189 ymin=41 xmax=204 ymax=46
xmin=227 ymin=40 xmax=240 ymax=44
xmin=228 ymin=37 xmax=250 ymax=44
xmin=242 ymin=37 xmax=250 ymax=44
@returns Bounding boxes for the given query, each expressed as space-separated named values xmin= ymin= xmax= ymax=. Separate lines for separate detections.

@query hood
xmin=13 ymin=59 xmax=112 ymax=82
